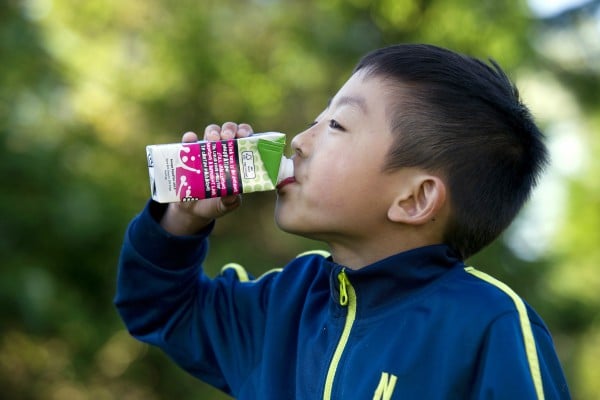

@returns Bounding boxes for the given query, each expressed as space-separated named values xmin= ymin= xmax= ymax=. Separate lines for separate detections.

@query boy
xmin=115 ymin=44 xmax=570 ymax=399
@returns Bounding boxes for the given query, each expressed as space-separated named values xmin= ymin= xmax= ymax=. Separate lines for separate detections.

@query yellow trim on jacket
xmin=465 ymin=266 xmax=545 ymax=400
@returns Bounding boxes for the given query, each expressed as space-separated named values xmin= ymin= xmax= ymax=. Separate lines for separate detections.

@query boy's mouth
xmin=276 ymin=177 xmax=296 ymax=190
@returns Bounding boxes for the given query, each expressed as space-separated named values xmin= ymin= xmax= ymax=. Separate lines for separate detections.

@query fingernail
xmin=222 ymin=195 xmax=240 ymax=206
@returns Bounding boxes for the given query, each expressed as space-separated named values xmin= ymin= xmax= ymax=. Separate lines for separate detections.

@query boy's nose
xmin=291 ymin=122 xmax=321 ymax=158
xmin=291 ymin=128 xmax=311 ymax=158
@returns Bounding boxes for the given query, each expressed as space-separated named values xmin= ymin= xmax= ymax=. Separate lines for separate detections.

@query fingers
xmin=203 ymin=122 xmax=254 ymax=141
xmin=181 ymin=131 xmax=199 ymax=143
xmin=187 ymin=122 xmax=254 ymax=143
xmin=220 ymin=122 xmax=238 ymax=140
xmin=204 ymin=124 xmax=221 ymax=141
xmin=216 ymin=195 xmax=242 ymax=215
xmin=237 ymin=123 xmax=253 ymax=138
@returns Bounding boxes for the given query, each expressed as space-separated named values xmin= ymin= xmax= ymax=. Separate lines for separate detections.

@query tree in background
xmin=1 ymin=0 xmax=598 ymax=398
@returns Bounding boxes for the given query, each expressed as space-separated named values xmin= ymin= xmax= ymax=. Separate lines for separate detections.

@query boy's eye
xmin=328 ymin=119 xmax=345 ymax=131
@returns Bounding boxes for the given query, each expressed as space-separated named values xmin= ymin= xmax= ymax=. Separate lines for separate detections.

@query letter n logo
xmin=373 ymin=371 xmax=398 ymax=400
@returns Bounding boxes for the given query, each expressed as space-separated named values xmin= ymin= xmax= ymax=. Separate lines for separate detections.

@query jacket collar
xmin=327 ymin=244 xmax=463 ymax=317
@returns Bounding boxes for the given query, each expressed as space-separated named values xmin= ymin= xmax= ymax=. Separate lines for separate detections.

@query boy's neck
xmin=327 ymin=230 xmax=443 ymax=270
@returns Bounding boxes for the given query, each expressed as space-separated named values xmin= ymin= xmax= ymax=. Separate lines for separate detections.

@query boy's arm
xmin=115 ymin=123 xmax=272 ymax=395
xmin=471 ymin=311 xmax=571 ymax=399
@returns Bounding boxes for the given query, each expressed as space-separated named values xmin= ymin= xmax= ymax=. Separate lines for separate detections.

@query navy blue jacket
xmin=115 ymin=201 xmax=570 ymax=399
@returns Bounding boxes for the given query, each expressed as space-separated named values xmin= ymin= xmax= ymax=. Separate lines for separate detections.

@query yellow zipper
xmin=323 ymin=270 xmax=357 ymax=400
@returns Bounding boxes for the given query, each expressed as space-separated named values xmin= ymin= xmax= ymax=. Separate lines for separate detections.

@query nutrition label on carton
xmin=175 ymin=139 xmax=242 ymax=201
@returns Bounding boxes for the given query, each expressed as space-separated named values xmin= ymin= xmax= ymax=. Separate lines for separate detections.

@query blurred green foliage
xmin=1 ymin=0 xmax=599 ymax=398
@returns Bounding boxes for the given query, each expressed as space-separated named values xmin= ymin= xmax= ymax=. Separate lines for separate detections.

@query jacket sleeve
xmin=114 ymin=201 xmax=275 ymax=395
xmin=470 ymin=310 xmax=571 ymax=399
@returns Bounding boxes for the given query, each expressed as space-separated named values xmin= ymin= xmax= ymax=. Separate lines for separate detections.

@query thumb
xmin=215 ymin=195 xmax=242 ymax=216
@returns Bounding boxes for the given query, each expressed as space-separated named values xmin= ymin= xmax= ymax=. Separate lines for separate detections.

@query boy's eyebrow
xmin=327 ymin=95 xmax=368 ymax=114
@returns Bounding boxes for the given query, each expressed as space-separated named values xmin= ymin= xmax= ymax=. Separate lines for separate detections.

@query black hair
xmin=354 ymin=44 xmax=549 ymax=259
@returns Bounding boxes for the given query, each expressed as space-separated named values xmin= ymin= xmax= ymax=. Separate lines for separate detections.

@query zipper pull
xmin=337 ymin=270 xmax=349 ymax=306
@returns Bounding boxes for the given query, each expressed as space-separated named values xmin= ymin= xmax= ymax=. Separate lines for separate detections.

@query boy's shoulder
xmin=218 ymin=250 xmax=331 ymax=291
xmin=459 ymin=266 xmax=524 ymax=308
xmin=443 ymin=266 xmax=543 ymax=327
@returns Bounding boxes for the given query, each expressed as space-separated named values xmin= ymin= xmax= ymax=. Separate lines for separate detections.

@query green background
xmin=1 ymin=0 xmax=599 ymax=398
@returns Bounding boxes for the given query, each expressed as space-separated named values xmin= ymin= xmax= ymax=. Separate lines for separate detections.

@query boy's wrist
xmin=160 ymin=203 xmax=214 ymax=236
xmin=130 ymin=200 xmax=211 ymax=270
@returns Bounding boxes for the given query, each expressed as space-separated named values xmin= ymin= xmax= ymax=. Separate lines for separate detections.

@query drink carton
xmin=146 ymin=132 xmax=292 ymax=203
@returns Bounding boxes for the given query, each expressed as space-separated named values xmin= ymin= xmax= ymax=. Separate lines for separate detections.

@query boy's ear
xmin=387 ymin=175 xmax=447 ymax=225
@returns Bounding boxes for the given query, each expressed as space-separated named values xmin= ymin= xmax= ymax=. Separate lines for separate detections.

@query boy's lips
xmin=276 ymin=177 xmax=296 ymax=190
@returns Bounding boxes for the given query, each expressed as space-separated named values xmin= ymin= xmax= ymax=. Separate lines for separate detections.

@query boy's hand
xmin=159 ymin=122 xmax=253 ymax=236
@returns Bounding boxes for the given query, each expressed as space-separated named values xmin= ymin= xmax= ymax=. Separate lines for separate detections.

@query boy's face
xmin=275 ymin=71 xmax=412 ymax=244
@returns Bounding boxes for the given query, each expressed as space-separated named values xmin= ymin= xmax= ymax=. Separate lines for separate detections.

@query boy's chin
xmin=274 ymin=214 xmax=297 ymax=234
xmin=274 ymin=201 xmax=325 ymax=240
xmin=274 ymin=211 xmax=313 ymax=238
